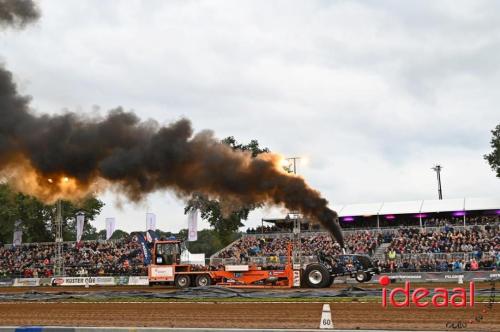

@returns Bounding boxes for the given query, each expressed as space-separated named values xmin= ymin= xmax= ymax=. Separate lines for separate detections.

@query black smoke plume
xmin=0 ymin=0 xmax=39 ymax=28
xmin=0 ymin=66 xmax=344 ymax=246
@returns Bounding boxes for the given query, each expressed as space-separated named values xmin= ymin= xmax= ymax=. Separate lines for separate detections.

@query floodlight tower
xmin=431 ymin=165 xmax=443 ymax=200
xmin=285 ymin=157 xmax=302 ymax=266
xmin=285 ymin=157 xmax=301 ymax=175
xmin=48 ymin=177 xmax=66 ymax=276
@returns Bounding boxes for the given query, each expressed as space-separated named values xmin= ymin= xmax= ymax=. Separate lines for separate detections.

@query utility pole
xmin=54 ymin=199 xmax=64 ymax=276
xmin=285 ymin=157 xmax=302 ymax=266
xmin=285 ymin=157 xmax=301 ymax=175
xmin=431 ymin=165 xmax=443 ymax=200
xmin=48 ymin=177 xmax=67 ymax=277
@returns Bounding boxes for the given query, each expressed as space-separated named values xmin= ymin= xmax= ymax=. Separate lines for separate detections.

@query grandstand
xmin=1 ymin=197 xmax=498 ymax=278
xmin=216 ymin=197 xmax=500 ymax=273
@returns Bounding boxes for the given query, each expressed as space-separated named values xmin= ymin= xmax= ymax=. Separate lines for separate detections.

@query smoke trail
xmin=0 ymin=0 xmax=343 ymax=246
xmin=0 ymin=66 xmax=343 ymax=246
xmin=0 ymin=0 xmax=40 ymax=28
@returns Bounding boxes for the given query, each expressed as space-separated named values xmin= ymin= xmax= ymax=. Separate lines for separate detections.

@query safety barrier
xmin=370 ymin=271 xmax=500 ymax=283
xmin=2 ymin=276 xmax=150 ymax=287
xmin=2 ymin=271 xmax=500 ymax=288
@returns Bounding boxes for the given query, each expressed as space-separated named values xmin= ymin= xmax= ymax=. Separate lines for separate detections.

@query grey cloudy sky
xmin=1 ymin=0 xmax=499 ymax=233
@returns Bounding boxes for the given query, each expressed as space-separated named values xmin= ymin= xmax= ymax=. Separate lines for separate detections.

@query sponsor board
xmin=150 ymin=266 xmax=174 ymax=278
xmin=114 ymin=276 xmax=129 ymax=285
xmin=373 ymin=271 xmax=500 ymax=283
xmin=128 ymin=276 xmax=149 ymax=285
xmin=39 ymin=278 xmax=53 ymax=286
xmin=293 ymin=270 xmax=301 ymax=287
xmin=51 ymin=276 xmax=115 ymax=286
xmin=0 ymin=279 xmax=13 ymax=286
xmin=13 ymin=278 xmax=40 ymax=287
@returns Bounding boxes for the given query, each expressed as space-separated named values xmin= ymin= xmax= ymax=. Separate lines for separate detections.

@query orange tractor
xmin=148 ymin=239 xmax=379 ymax=288
xmin=148 ymin=239 xmax=300 ymax=288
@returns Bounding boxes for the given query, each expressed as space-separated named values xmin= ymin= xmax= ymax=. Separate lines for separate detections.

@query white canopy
xmin=334 ymin=197 xmax=499 ymax=217
xmin=378 ymin=200 xmax=423 ymax=215
xmin=465 ymin=197 xmax=500 ymax=211
xmin=338 ymin=202 xmax=382 ymax=217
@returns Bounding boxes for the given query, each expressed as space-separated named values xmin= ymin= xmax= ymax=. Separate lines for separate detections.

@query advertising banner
xmin=128 ymin=276 xmax=149 ymax=286
xmin=39 ymin=278 xmax=53 ymax=286
xmin=13 ymin=219 xmax=22 ymax=246
xmin=114 ymin=276 xmax=130 ymax=286
xmin=135 ymin=233 xmax=152 ymax=265
xmin=51 ymin=276 xmax=115 ymax=286
xmin=0 ymin=279 xmax=14 ymax=286
xmin=13 ymin=278 xmax=40 ymax=287
xmin=146 ymin=213 xmax=156 ymax=231
xmin=105 ymin=217 xmax=116 ymax=240
xmin=187 ymin=209 xmax=198 ymax=241
xmin=76 ymin=213 xmax=85 ymax=243
xmin=371 ymin=271 xmax=500 ymax=283
xmin=149 ymin=266 xmax=174 ymax=279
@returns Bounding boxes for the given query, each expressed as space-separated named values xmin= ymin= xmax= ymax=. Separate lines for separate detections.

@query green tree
xmin=184 ymin=137 xmax=269 ymax=246
xmin=110 ymin=229 xmax=129 ymax=240
xmin=484 ymin=123 xmax=500 ymax=178
xmin=97 ymin=229 xmax=107 ymax=240
xmin=178 ymin=228 xmax=236 ymax=257
xmin=0 ymin=184 xmax=104 ymax=244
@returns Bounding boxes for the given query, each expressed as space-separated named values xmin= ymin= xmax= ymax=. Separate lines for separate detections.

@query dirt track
xmin=1 ymin=281 xmax=491 ymax=293
xmin=0 ymin=283 xmax=498 ymax=330
xmin=0 ymin=301 xmax=499 ymax=330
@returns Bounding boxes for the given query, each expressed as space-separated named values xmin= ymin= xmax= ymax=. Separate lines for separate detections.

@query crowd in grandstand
xmin=0 ymin=215 xmax=498 ymax=278
xmin=218 ymin=218 xmax=499 ymax=273
xmin=340 ymin=215 xmax=498 ymax=229
xmin=0 ymin=238 xmax=146 ymax=278
xmin=217 ymin=231 xmax=382 ymax=261
xmin=384 ymin=224 xmax=498 ymax=254
xmin=378 ymin=223 xmax=499 ymax=272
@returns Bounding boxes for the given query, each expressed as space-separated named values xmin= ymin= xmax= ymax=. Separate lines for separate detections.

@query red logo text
xmin=379 ymin=275 xmax=474 ymax=308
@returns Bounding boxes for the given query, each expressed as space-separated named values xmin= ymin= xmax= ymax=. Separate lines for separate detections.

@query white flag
xmin=105 ymin=217 xmax=116 ymax=240
xmin=187 ymin=209 xmax=198 ymax=241
xmin=13 ymin=231 xmax=22 ymax=246
xmin=146 ymin=213 xmax=156 ymax=231
xmin=13 ymin=220 xmax=22 ymax=246
xmin=76 ymin=213 xmax=85 ymax=243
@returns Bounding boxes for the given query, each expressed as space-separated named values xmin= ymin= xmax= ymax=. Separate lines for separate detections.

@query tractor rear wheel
xmin=303 ymin=263 xmax=330 ymax=288
xmin=174 ymin=275 xmax=191 ymax=288
xmin=355 ymin=271 xmax=368 ymax=283
xmin=195 ymin=274 xmax=211 ymax=287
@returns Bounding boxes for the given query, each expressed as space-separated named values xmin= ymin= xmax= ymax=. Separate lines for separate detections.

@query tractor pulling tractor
xmin=147 ymin=239 xmax=379 ymax=288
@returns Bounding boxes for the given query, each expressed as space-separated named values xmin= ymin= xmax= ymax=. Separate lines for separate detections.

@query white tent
xmin=420 ymin=198 xmax=465 ymax=213
xmin=378 ymin=200 xmax=423 ymax=215
xmin=465 ymin=197 xmax=500 ymax=211
xmin=332 ymin=197 xmax=499 ymax=217
xmin=338 ymin=202 xmax=382 ymax=217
